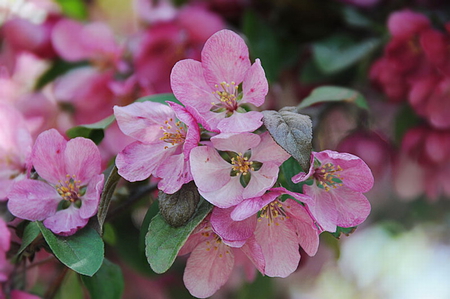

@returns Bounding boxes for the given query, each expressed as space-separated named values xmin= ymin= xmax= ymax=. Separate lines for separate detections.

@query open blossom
xmin=230 ymin=187 xmax=320 ymax=277
xmin=114 ymin=101 xmax=200 ymax=194
xmin=190 ymin=131 xmax=290 ymax=208
xmin=0 ymin=218 xmax=11 ymax=282
xmin=292 ymin=150 xmax=373 ymax=232
xmin=0 ymin=103 xmax=32 ymax=201
xmin=7 ymin=129 xmax=104 ymax=236
xmin=171 ymin=29 xmax=268 ymax=133
xmin=179 ymin=216 xmax=264 ymax=298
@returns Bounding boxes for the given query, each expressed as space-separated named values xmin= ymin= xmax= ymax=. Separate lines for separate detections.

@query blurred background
xmin=1 ymin=0 xmax=450 ymax=298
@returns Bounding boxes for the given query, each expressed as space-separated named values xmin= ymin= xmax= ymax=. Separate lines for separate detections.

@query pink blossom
xmin=230 ymin=187 xmax=320 ymax=277
xmin=171 ymin=29 xmax=268 ymax=133
xmin=7 ymin=129 xmax=104 ymax=236
xmin=189 ymin=131 xmax=290 ymax=208
xmin=0 ymin=103 xmax=32 ymax=201
xmin=179 ymin=216 xmax=264 ymax=298
xmin=292 ymin=150 xmax=373 ymax=232
xmin=114 ymin=101 xmax=200 ymax=194
xmin=0 ymin=218 xmax=11 ymax=282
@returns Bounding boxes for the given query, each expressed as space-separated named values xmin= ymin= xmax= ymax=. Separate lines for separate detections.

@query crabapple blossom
xmin=293 ymin=150 xmax=373 ymax=232
xmin=189 ymin=131 xmax=290 ymax=208
xmin=179 ymin=216 xmax=264 ymax=298
xmin=0 ymin=217 xmax=11 ymax=282
xmin=230 ymin=187 xmax=320 ymax=277
xmin=114 ymin=101 xmax=200 ymax=194
xmin=171 ymin=29 xmax=268 ymax=133
xmin=0 ymin=103 xmax=32 ymax=201
xmin=7 ymin=129 xmax=104 ymax=236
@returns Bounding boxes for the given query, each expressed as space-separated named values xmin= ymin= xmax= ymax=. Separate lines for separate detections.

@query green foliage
xmin=237 ymin=273 xmax=275 ymax=299
xmin=66 ymin=115 xmax=115 ymax=145
xmin=312 ymin=34 xmax=381 ymax=75
xmin=262 ymin=107 xmax=313 ymax=171
xmin=97 ymin=165 xmax=121 ymax=231
xmin=279 ymin=157 xmax=306 ymax=194
xmin=15 ymin=221 xmax=40 ymax=258
xmin=54 ymin=270 xmax=84 ymax=299
xmin=298 ymin=85 xmax=369 ymax=110
xmin=145 ymin=199 xmax=212 ymax=274
xmin=37 ymin=222 xmax=104 ymax=276
xmin=55 ymin=0 xmax=88 ymax=20
xmin=137 ymin=93 xmax=182 ymax=105
xmin=81 ymin=259 xmax=124 ymax=299
xmin=329 ymin=226 xmax=357 ymax=239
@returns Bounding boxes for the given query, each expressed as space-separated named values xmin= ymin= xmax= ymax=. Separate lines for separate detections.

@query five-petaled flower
xmin=292 ymin=150 xmax=373 ymax=232
xmin=171 ymin=29 xmax=268 ymax=133
xmin=7 ymin=129 xmax=104 ymax=236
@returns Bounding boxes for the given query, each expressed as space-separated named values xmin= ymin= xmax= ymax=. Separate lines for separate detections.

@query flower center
xmin=314 ymin=162 xmax=343 ymax=191
xmin=56 ymin=174 xmax=84 ymax=205
xmin=159 ymin=118 xmax=186 ymax=149
xmin=231 ymin=153 xmax=253 ymax=176
xmin=259 ymin=200 xmax=289 ymax=226
xmin=211 ymin=81 xmax=240 ymax=115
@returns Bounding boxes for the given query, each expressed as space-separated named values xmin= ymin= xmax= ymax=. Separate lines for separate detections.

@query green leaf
xmin=55 ymin=0 xmax=88 ymax=20
xmin=66 ymin=115 xmax=115 ymax=144
xmin=37 ymin=222 xmax=104 ymax=276
xmin=97 ymin=165 xmax=121 ymax=231
xmin=312 ymin=34 xmax=380 ymax=75
xmin=136 ymin=93 xmax=182 ymax=105
xmin=329 ymin=226 xmax=357 ymax=239
xmin=279 ymin=157 xmax=305 ymax=194
xmin=81 ymin=259 xmax=124 ymax=299
xmin=298 ymin=86 xmax=369 ymax=110
xmin=262 ymin=107 xmax=312 ymax=171
xmin=16 ymin=221 xmax=41 ymax=257
xmin=145 ymin=199 xmax=213 ymax=274
xmin=54 ymin=270 xmax=84 ymax=299
xmin=35 ymin=59 xmax=88 ymax=90
xmin=237 ymin=273 xmax=275 ymax=299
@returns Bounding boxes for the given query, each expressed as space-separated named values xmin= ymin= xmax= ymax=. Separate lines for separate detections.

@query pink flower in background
xmin=0 ymin=217 xmax=11 ymax=282
xmin=293 ymin=150 xmax=373 ymax=232
xmin=171 ymin=29 xmax=268 ymax=133
xmin=0 ymin=103 xmax=32 ymax=201
xmin=179 ymin=217 xmax=264 ymax=298
xmin=190 ymin=131 xmax=290 ymax=208
xmin=114 ymin=101 xmax=200 ymax=194
xmin=231 ymin=187 xmax=320 ymax=277
xmin=7 ymin=129 xmax=104 ymax=236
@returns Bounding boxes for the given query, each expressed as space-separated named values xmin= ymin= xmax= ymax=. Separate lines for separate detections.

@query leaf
xmin=81 ymin=259 xmax=124 ymax=299
xmin=55 ymin=0 xmax=88 ymax=20
xmin=279 ymin=157 xmax=305 ymax=194
xmin=16 ymin=221 xmax=41 ymax=257
xmin=329 ymin=226 xmax=357 ymax=239
xmin=54 ymin=270 xmax=84 ymax=299
xmin=145 ymin=199 xmax=213 ymax=274
xmin=37 ymin=222 xmax=104 ymax=276
xmin=262 ymin=107 xmax=312 ymax=171
xmin=297 ymin=86 xmax=369 ymax=110
xmin=312 ymin=34 xmax=380 ymax=74
xmin=137 ymin=93 xmax=182 ymax=105
xmin=66 ymin=115 xmax=115 ymax=144
xmin=97 ymin=165 xmax=121 ymax=231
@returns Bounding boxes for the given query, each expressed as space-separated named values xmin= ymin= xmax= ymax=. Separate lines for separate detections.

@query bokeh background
xmin=2 ymin=0 xmax=450 ymax=298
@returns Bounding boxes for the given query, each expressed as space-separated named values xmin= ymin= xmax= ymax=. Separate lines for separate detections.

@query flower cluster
xmin=115 ymin=29 xmax=374 ymax=298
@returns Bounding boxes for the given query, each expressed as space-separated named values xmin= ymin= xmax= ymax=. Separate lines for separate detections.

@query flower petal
xmin=242 ymin=163 xmax=279 ymax=199
xmin=241 ymin=59 xmax=268 ymax=107
xmin=210 ymin=207 xmax=256 ymax=245
xmin=183 ymin=239 xmax=234 ymax=298
xmin=155 ymin=154 xmax=191 ymax=194
xmin=64 ymin=137 xmax=101 ymax=184
xmin=7 ymin=179 xmax=58 ymax=221
xmin=201 ymin=30 xmax=251 ymax=87
xmin=217 ymin=111 xmax=263 ymax=133
xmin=251 ymin=132 xmax=290 ymax=164
xmin=79 ymin=174 xmax=104 ymax=219
xmin=211 ymin=132 xmax=260 ymax=154
xmin=199 ymin=176 xmax=244 ymax=208
xmin=43 ymin=205 xmax=88 ymax=236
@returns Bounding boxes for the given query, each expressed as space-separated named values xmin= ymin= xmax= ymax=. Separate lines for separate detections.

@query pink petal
xmin=242 ymin=163 xmax=279 ymax=199
xmin=217 ymin=111 xmax=263 ymax=133
xmin=201 ymin=30 xmax=251 ymax=88
xmin=168 ymin=102 xmax=201 ymax=158
xmin=199 ymin=176 xmax=244 ymax=208
xmin=0 ymin=218 xmax=11 ymax=252
xmin=302 ymin=185 xmax=338 ymax=232
xmin=78 ymin=174 xmax=103 ymax=219
xmin=116 ymin=141 xmax=175 ymax=182
xmin=43 ymin=205 xmax=88 ymax=236
xmin=239 ymin=236 xmax=265 ymax=275
xmin=52 ymin=19 xmax=87 ymax=61
xmin=7 ymin=179 xmax=58 ymax=221
xmin=251 ymin=131 xmax=290 ymax=164
xmin=81 ymin=22 xmax=120 ymax=59
xmin=241 ymin=59 xmax=268 ymax=107
xmin=114 ymin=102 xmax=175 ymax=143
xmin=155 ymin=154 xmax=190 ymax=194
xmin=284 ymin=198 xmax=320 ymax=256
xmin=184 ymin=239 xmax=234 ymax=298
xmin=211 ymin=132 xmax=260 ymax=154
xmin=64 ymin=137 xmax=101 ymax=184
xmin=189 ymin=146 xmax=231 ymax=193
xmin=231 ymin=195 xmax=273 ymax=221
xmin=210 ymin=207 xmax=256 ymax=245
xmin=32 ymin=129 xmax=67 ymax=184
xmin=255 ymin=216 xmax=300 ymax=277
